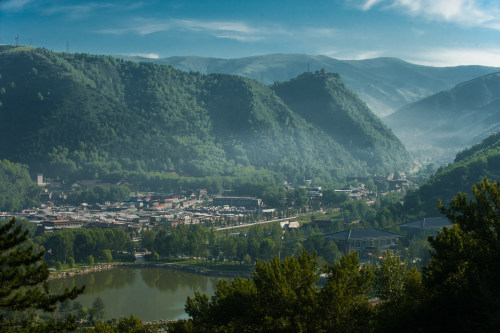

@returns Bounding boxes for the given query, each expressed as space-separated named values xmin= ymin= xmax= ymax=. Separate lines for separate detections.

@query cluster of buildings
xmin=321 ymin=216 xmax=451 ymax=261
xmin=17 ymin=192 xmax=267 ymax=235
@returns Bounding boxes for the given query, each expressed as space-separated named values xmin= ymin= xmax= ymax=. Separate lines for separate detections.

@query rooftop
xmin=399 ymin=217 xmax=451 ymax=230
xmin=323 ymin=228 xmax=401 ymax=241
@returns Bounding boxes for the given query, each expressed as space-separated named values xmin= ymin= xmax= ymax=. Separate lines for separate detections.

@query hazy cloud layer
xmin=408 ymin=47 xmax=500 ymax=67
xmin=0 ymin=0 xmax=33 ymax=11
xmin=353 ymin=0 xmax=500 ymax=29
xmin=96 ymin=18 xmax=284 ymax=42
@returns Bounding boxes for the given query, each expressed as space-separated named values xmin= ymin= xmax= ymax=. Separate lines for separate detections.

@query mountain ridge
xmin=0 ymin=46 xmax=411 ymax=186
xmin=385 ymin=72 xmax=500 ymax=163
xmin=404 ymin=130 xmax=500 ymax=216
xmin=120 ymin=53 xmax=500 ymax=117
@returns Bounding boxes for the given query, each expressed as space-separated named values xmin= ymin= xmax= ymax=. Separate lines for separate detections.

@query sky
xmin=1 ymin=0 xmax=500 ymax=67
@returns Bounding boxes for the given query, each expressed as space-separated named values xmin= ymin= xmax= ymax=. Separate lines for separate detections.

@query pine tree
xmin=0 ymin=218 xmax=84 ymax=329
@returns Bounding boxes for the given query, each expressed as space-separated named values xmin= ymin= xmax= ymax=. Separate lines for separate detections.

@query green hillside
xmin=0 ymin=159 xmax=40 ymax=212
xmin=0 ymin=46 xmax=410 ymax=188
xmin=385 ymin=72 xmax=500 ymax=163
xmin=404 ymin=131 xmax=500 ymax=216
xmin=122 ymin=54 xmax=499 ymax=117
xmin=272 ymin=71 xmax=410 ymax=174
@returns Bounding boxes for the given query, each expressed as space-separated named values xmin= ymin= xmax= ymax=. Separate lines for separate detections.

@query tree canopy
xmin=0 ymin=218 xmax=84 ymax=330
xmin=419 ymin=178 xmax=500 ymax=331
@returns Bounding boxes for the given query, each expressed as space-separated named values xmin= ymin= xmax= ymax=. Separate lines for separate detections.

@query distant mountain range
xmin=120 ymin=54 xmax=499 ymax=117
xmin=385 ymin=72 xmax=500 ymax=163
xmin=0 ymin=46 xmax=411 ymax=185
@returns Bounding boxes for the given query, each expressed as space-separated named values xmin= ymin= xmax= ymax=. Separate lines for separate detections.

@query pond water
xmin=49 ymin=268 xmax=224 ymax=321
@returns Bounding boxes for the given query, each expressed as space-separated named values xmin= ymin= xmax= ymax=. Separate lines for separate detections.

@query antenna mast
xmin=14 ymin=34 xmax=19 ymax=46
xmin=66 ymin=40 xmax=70 ymax=53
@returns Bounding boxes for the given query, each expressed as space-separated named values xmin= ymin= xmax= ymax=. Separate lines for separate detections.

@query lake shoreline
xmin=49 ymin=261 xmax=252 ymax=280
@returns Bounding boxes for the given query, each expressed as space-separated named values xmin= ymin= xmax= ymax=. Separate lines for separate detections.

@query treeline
xmin=404 ymin=130 xmax=500 ymax=217
xmin=141 ymin=222 xmax=342 ymax=265
xmin=36 ymin=228 xmax=134 ymax=265
xmin=0 ymin=159 xmax=40 ymax=212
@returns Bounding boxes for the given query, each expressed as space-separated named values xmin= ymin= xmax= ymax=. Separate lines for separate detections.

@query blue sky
xmin=1 ymin=0 xmax=500 ymax=66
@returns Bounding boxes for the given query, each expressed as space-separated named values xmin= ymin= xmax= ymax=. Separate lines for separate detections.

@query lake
xmin=49 ymin=267 xmax=225 ymax=321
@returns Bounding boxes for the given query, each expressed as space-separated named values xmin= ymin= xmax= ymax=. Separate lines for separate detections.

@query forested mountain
xmin=121 ymin=54 xmax=499 ymax=117
xmin=404 ymin=131 xmax=500 ymax=216
xmin=272 ymin=71 xmax=410 ymax=173
xmin=0 ymin=46 xmax=410 ymax=187
xmin=385 ymin=72 xmax=500 ymax=163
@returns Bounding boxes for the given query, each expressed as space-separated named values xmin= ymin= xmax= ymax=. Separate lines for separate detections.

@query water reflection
xmin=50 ymin=269 xmax=136 ymax=295
xmin=140 ymin=268 xmax=220 ymax=294
xmin=49 ymin=268 xmax=224 ymax=321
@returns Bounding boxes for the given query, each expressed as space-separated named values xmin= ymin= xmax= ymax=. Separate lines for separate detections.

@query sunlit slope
xmin=272 ymin=72 xmax=411 ymax=174
xmin=385 ymin=72 xmax=500 ymax=163
xmin=405 ymin=131 xmax=500 ymax=216
xmin=0 ymin=46 xmax=411 ymax=182
xmin=123 ymin=54 xmax=499 ymax=117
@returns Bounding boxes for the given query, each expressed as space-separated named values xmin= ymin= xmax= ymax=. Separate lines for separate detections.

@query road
xmin=216 ymin=216 xmax=298 ymax=231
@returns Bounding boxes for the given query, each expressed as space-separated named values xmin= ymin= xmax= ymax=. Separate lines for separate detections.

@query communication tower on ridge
xmin=27 ymin=38 xmax=32 ymax=46
xmin=14 ymin=34 xmax=19 ymax=46
xmin=66 ymin=41 xmax=70 ymax=53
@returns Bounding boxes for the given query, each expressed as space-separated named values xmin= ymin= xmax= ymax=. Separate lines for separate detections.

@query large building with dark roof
xmin=323 ymin=228 xmax=402 ymax=259
xmin=398 ymin=217 xmax=451 ymax=236
xmin=213 ymin=196 xmax=262 ymax=209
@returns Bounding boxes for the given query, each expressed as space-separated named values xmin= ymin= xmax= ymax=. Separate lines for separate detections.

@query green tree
xmin=185 ymin=251 xmax=320 ymax=332
xmin=89 ymin=297 xmax=105 ymax=321
xmin=68 ymin=257 xmax=75 ymax=269
xmin=87 ymin=254 xmax=95 ymax=266
xmin=0 ymin=160 xmax=41 ymax=212
xmin=116 ymin=314 xmax=149 ymax=332
xmin=141 ymin=230 xmax=157 ymax=251
xmin=318 ymin=252 xmax=374 ymax=332
xmin=103 ymin=249 xmax=113 ymax=263
xmin=258 ymin=238 xmax=276 ymax=261
xmin=421 ymin=178 xmax=500 ymax=331
xmin=0 ymin=218 xmax=83 ymax=330
xmin=72 ymin=301 xmax=87 ymax=321
xmin=373 ymin=251 xmax=423 ymax=331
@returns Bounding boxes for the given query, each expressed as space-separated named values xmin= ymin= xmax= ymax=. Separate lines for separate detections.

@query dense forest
xmin=0 ymin=159 xmax=40 ymax=211
xmin=404 ymin=130 xmax=500 ymax=216
xmin=272 ymin=71 xmax=410 ymax=173
xmin=0 ymin=46 xmax=411 ymax=189
xmin=123 ymin=53 xmax=500 ymax=117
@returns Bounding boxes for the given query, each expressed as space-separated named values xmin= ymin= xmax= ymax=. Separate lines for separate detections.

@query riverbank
xmin=49 ymin=261 xmax=253 ymax=280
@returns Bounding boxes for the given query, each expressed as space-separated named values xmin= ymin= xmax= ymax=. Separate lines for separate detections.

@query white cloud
xmin=42 ymin=3 xmax=115 ymax=20
xmin=127 ymin=53 xmax=160 ymax=59
xmin=0 ymin=0 xmax=32 ymax=11
xmin=359 ymin=0 xmax=384 ymax=11
xmin=354 ymin=0 xmax=500 ymax=30
xmin=96 ymin=18 xmax=270 ymax=42
xmin=407 ymin=47 xmax=500 ymax=67
xmin=320 ymin=49 xmax=385 ymax=60
xmin=40 ymin=2 xmax=142 ymax=20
